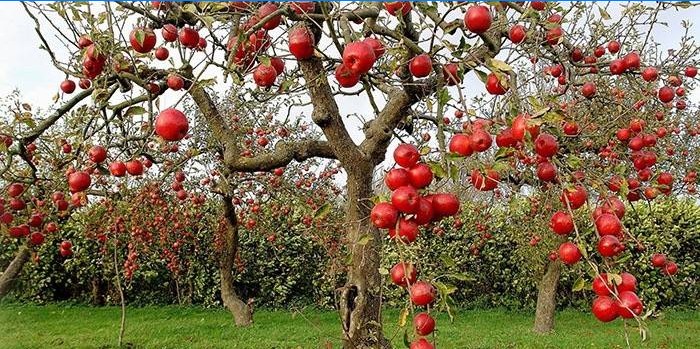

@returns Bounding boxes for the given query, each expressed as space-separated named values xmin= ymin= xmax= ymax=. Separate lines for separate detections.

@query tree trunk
xmin=0 ymin=246 xmax=31 ymax=300
xmin=220 ymin=196 xmax=253 ymax=327
xmin=339 ymin=168 xmax=389 ymax=349
xmin=533 ymin=260 xmax=561 ymax=333
xmin=91 ymin=277 xmax=106 ymax=306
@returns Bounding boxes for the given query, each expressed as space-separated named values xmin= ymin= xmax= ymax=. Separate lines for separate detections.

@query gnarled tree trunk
xmin=0 ymin=245 xmax=31 ymax=300
xmin=339 ymin=168 xmax=389 ymax=349
xmin=220 ymin=196 xmax=253 ymax=327
xmin=533 ymin=260 xmax=561 ymax=333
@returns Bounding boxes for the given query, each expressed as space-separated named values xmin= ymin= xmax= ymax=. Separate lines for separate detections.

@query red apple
xmin=550 ymin=211 xmax=573 ymax=235
xmin=390 ymin=262 xmax=417 ymax=287
xmin=413 ymin=312 xmax=435 ymax=336
xmin=155 ymin=47 xmax=169 ymax=60
xmin=130 ymin=27 xmax=157 ymax=53
xmin=179 ymin=27 xmax=200 ymax=48
xmin=68 ymin=171 xmax=91 ymax=193
xmin=126 ymin=160 xmax=144 ymax=176
xmin=370 ymin=202 xmax=398 ymax=229
xmin=449 ymin=134 xmax=473 ymax=157
xmin=464 ymin=5 xmax=492 ymax=34
xmin=391 ymin=186 xmax=420 ymax=213
xmin=410 ymin=281 xmax=436 ymax=306
xmin=558 ymin=242 xmax=581 ymax=265
xmin=407 ymin=163 xmax=433 ymax=189
xmin=617 ymin=291 xmax=643 ymax=319
xmin=335 ymin=64 xmax=361 ymax=88
xmin=288 ymin=26 xmax=315 ymax=60
xmin=60 ymin=80 xmax=76 ymax=94
xmin=592 ymin=296 xmax=619 ymax=322
xmin=385 ymin=168 xmax=410 ymax=190
xmin=485 ymin=73 xmax=508 ymax=95
xmin=394 ymin=144 xmax=420 ymax=168
xmin=253 ymin=64 xmax=278 ymax=87
xmin=409 ymin=54 xmax=432 ymax=78
xmin=651 ymin=253 xmax=667 ymax=268
xmin=162 ymin=24 xmax=178 ymax=42
xmin=343 ymin=41 xmax=376 ymax=75
xmin=508 ymin=25 xmax=526 ymax=43
xmin=431 ymin=193 xmax=460 ymax=217
xmin=155 ymin=108 xmax=189 ymax=141
xmin=88 ymin=145 xmax=107 ymax=163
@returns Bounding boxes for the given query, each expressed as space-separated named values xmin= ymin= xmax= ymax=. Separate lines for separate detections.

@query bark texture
xmin=0 ymin=246 xmax=31 ymax=300
xmin=533 ymin=260 xmax=562 ymax=333
xmin=339 ymin=168 xmax=389 ymax=349
xmin=220 ymin=196 xmax=253 ymax=327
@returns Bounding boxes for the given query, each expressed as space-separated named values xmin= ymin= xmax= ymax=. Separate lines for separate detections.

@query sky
xmin=0 ymin=3 xmax=65 ymax=105
xmin=1 ymin=2 xmax=700 ymax=180
xmin=2 ymin=2 xmax=700 ymax=105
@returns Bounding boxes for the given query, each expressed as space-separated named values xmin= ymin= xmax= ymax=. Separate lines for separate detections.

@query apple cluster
xmin=371 ymin=144 xmax=460 ymax=349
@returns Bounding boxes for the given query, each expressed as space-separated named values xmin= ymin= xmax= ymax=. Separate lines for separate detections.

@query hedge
xmin=1 ymin=198 xmax=697 ymax=311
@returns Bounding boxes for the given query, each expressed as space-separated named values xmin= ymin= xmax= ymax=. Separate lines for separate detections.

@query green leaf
xmin=491 ymin=161 xmax=509 ymax=173
xmin=124 ymin=106 xmax=147 ymax=118
xmin=598 ymin=6 xmax=611 ymax=20
xmin=440 ymin=254 xmax=456 ymax=267
xmin=427 ymin=161 xmax=447 ymax=179
xmin=399 ymin=307 xmax=409 ymax=327
xmin=258 ymin=56 xmax=271 ymax=66
xmin=527 ymin=96 xmax=542 ymax=110
xmin=609 ymin=273 xmax=623 ymax=286
xmin=572 ymin=277 xmax=585 ymax=292
xmin=279 ymin=79 xmax=294 ymax=93
xmin=403 ymin=328 xmax=411 ymax=348
xmin=544 ymin=111 xmax=564 ymax=123
xmin=674 ymin=1 xmax=693 ymax=9
xmin=71 ymin=8 xmax=81 ymax=21
xmin=134 ymin=29 xmax=145 ymax=46
xmin=314 ymin=203 xmax=331 ymax=220
xmin=437 ymin=87 xmax=451 ymax=106
xmin=357 ymin=234 xmax=373 ymax=246
xmin=494 ymin=147 xmax=513 ymax=161
xmin=201 ymin=16 xmax=215 ymax=30
xmin=578 ymin=242 xmax=588 ymax=259
xmin=616 ymin=253 xmax=632 ymax=264
xmin=20 ymin=115 xmax=36 ymax=129
xmin=489 ymin=58 xmax=512 ymax=72
xmin=434 ymin=281 xmax=457 ymax=296
xmin=447 ymin=273 xmax=474 ymax=282
xmin=182 ymin=3 xmax=197 ymax=13
xmin=196 ymin=79 xmax=217 ymax=88
xmin=474 ymin=69 xmax=488 ymax=83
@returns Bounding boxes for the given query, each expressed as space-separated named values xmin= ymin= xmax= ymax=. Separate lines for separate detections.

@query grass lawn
xmin=0 ymin=304 xmax=697 ymax=349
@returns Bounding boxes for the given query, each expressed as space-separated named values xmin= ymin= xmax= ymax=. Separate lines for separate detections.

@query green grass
xmin=0 ymin=304 xmax=697 ymax=348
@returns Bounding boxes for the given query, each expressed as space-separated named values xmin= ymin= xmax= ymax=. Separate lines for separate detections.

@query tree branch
xmin=230 ymin=140 xmax=335 ymax=172
xmin=21 ymin=88 xmax=94 ymax=144
xmin=298 ymin=54 xmax=363 ymax=164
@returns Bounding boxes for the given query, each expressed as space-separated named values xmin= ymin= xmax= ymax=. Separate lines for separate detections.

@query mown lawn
xmin=0 ymin=304 xmax=697 ymax=348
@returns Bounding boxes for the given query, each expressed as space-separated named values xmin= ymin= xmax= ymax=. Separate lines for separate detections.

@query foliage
xmin=3 ymin=199 xmax=697 ymax=311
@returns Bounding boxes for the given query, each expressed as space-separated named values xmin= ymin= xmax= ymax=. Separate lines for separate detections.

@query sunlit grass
xmin=0 ymin=304 xmax=697 ymax=348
